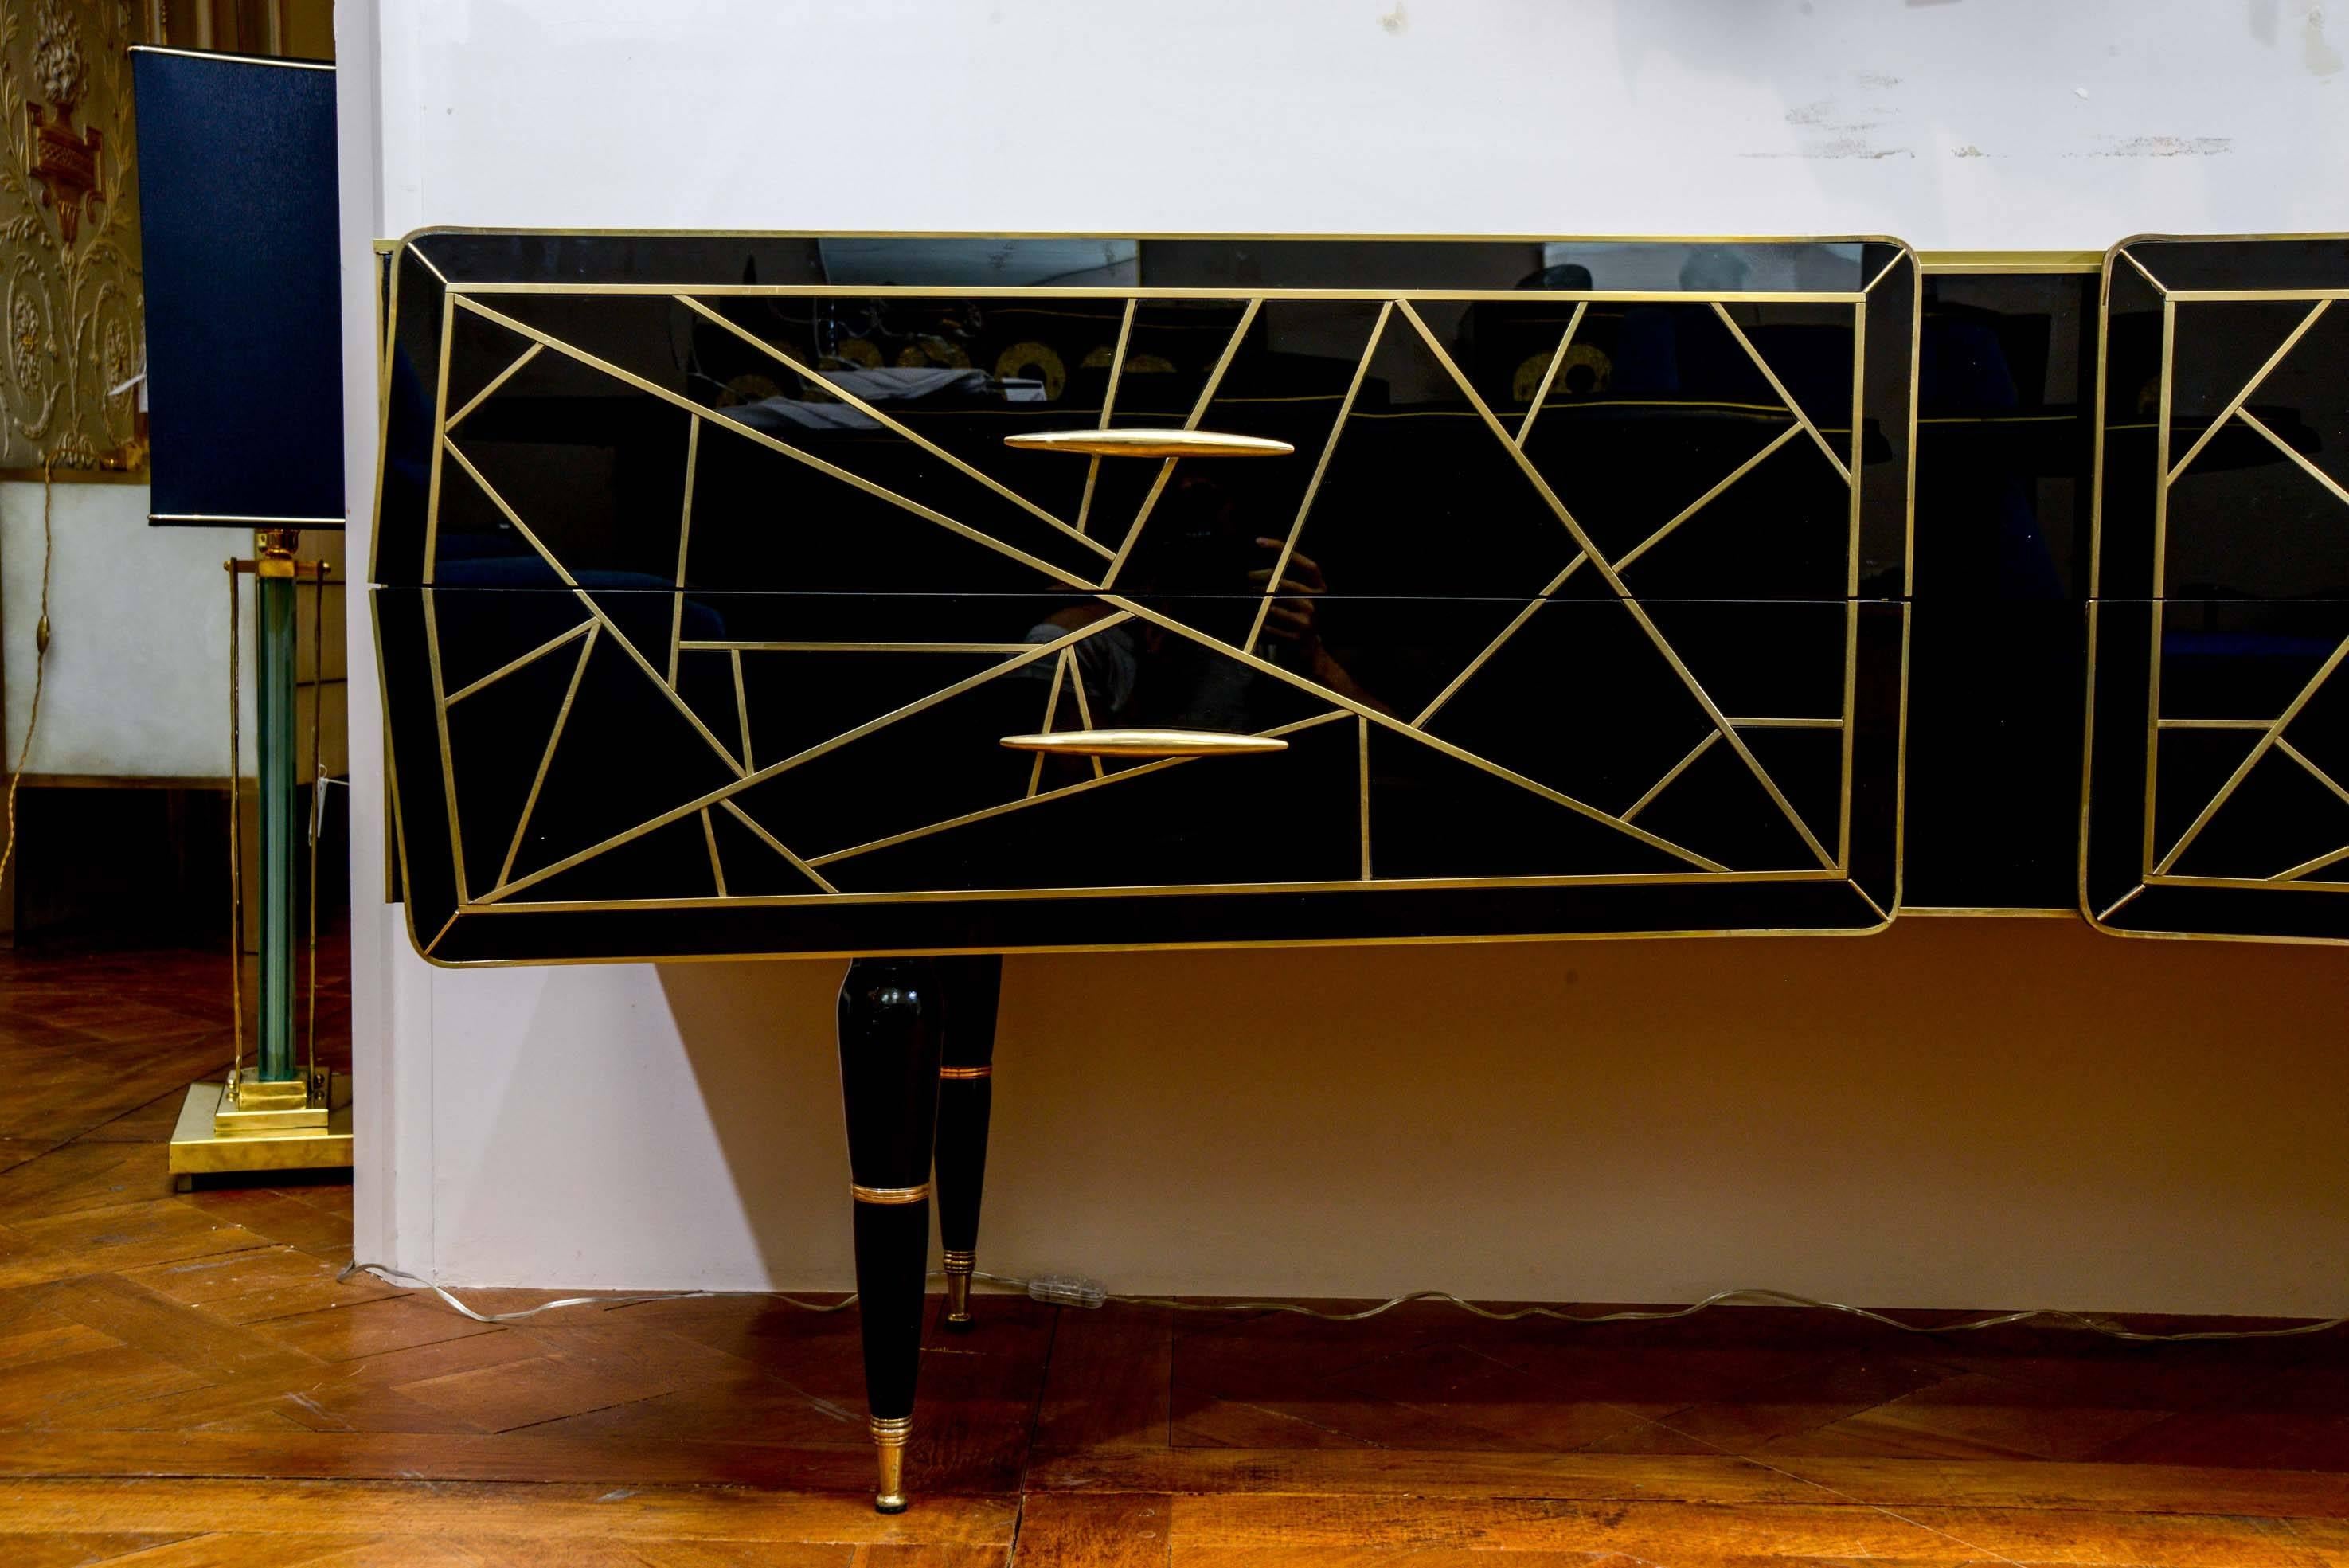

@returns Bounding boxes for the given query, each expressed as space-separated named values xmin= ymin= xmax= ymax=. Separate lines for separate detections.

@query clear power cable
xmin=336 ymin=1261 xmax=2349 ymax=1343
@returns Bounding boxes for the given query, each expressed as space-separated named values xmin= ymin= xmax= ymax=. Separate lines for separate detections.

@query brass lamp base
xmin=169 ymin=1072 xmax=352 ymax=1183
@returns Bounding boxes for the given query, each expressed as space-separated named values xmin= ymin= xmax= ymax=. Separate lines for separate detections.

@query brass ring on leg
xmin=871 ymin=1414 xmax=914 ymax=1513
xmin=942 ymin=1248 xmax=976 ymax=1331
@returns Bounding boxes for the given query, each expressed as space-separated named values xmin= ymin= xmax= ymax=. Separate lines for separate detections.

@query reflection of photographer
xmin=1019 ymin=472 xmax=1389 ymax=735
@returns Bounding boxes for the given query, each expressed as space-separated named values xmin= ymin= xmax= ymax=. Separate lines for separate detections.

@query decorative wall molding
xmin=0 ymin=0 xmax=147 ymax=477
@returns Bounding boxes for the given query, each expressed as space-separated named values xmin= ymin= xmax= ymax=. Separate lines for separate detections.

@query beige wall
xmin=416 ymin=915 xmax=2349 ymax=1316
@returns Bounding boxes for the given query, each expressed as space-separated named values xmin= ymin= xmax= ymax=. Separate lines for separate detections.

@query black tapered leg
xmin=837 ymin=958 xmax=944 ymax=1513
xmin=932 ymin=955 xmax=1003 ymax=1331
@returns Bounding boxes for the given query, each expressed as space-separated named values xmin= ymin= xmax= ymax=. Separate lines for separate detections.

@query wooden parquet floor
xmin=8 ymin=946 xmax=2349 ymax=1562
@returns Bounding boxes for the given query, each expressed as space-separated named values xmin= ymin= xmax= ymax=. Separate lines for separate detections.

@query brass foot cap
xmin=874 ymin=1493 xmax=909 ymax=1515
xmin=944 ymin=1312 xmax=975 ymax=1333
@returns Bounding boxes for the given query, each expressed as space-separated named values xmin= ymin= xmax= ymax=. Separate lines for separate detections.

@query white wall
xmin=345 ymin=0 xmax=2349 ymax=1311
xmin=1 ymin=481 xmax=247 ymax=780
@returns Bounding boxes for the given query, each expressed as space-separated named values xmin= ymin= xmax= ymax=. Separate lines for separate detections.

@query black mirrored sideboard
xmin=366 ymin=232 xmax=2349 ymax=1511
xmin=374 ymin=234 xmax=1919 ymax=961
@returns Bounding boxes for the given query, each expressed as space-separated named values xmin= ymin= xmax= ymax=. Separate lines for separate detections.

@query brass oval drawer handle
xmin=1003 ymin=429 xmax=1295 ymax=459
xmin=999 ymin=729 xmax=1290 ymax=758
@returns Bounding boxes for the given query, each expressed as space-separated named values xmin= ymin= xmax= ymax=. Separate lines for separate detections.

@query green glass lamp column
xmin=254 ymin=529 xmax=299 ymax=1089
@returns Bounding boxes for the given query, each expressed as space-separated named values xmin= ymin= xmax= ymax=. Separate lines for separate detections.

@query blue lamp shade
xmin=131 ymin=47 xmax=344 ymax=527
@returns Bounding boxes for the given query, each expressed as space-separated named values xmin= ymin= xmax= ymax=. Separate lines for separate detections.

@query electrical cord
xmin=335 ymin=1261 xmax=2349 ymax=1343
xmin=0 ymin=466 xmax=56 ymax=891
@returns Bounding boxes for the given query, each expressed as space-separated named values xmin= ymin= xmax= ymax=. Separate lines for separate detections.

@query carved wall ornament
xmin=0 ymin=0 xmax=145 ymax=475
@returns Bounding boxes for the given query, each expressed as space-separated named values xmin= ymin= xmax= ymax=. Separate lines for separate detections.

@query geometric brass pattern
xmin=373 ymin=234 xmax=1917 ymax=957
xmin=2085 ymin=234 xmax=2349 ymax=940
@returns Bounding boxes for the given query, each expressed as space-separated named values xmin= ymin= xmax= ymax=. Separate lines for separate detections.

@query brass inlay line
xmin=2241 ymin=407 xmax=2349 ymax=510
xmin=496 ymin=623 xmax=599 ymax=891
xmin=1028 ymin=648 xmax=1070 ymax=798
xmin=407 ymin=244 xmax=452 ymax=285
xmin=682 ymin=640 xmax=1034 ymax=654
xmin=475 ymin=616 xmax=1130 ymax=905
xmin=2276 ymin=841 xmax=2349 ymax=882
xmin=418 ymin=910 xmax=460 ymax=957
xmin=1839 ymin=301 xmax=1865 ymax=870
xmin=1100 ymin=590 xmax=1729 ymax=874
xmin=1516 ymin=302 xmax=1588 ymax=448
xmin=1730 ymin=717 xmax=1843 ymax=728
xmin=421 ymin=300 xmax=456 ymax=581
xmin=1412 ymin=557 xmax=1588 ymax=728
xmin=1391 ymin=303 xmax=1839 ymax=871
xmin=1006 ymin=428 xmax=1295 ymax=458
xmin=2097 ymin=884 xmax=2148 ymax=922
xmin=1077 ymin=299 xmax=1139 ymax=537
xmin=1854 ymin=883 xmax=1893 ymax=924
xmin=444 ymin=342 xmax=542 ymax=432
xmin=444 ymin=440 xmax=748 ymax=780
xmin=1358 ymin=715 xmax=1372 ymax=881
xmin=421 ymin=596 xmax=471 ymax=904
xmin=2169 ymin=287 xmax=2349 ymax=302
xmin=851 ymin=1183 xmax=930 ymax=1205
xmin=451 ymin=295 xmax=1099 ymax=592
xmin=2278 ymin=736 xmax=2349 ymax=813
xmin=443 ymin=620 xmax=594 ymax=706
xmin=2159 ymin=718 xmax=2267 ymax=730
xmin=718 ymin=797 xmax=837 ymax=893
xmin=1065 ymin=646 xmax=1104 ymax=779
xmin=702 ymin=808 xmax=727 ymax=897
xmin=2139 ymin=295 xmax=2178 ymax=874
xmin=731 ymin=650 xmax=752 ymax=771
xmin=2152 ymin=628 xmax=2349 ymax=875
xmin=1246 ymin=301 xmax=1392 ymax=655
xmin=677 ymin=295 xmax=1113 ymax=562
xmin=811 ymin=711 xmax=1349 ymax=869
xmin=1622 ymin=731 xmax=1718 ymax=823
xmin=667 ymin=420 xmax=700 ymax=685
xmin=939 ymin=1065 xmax=992 ymax=1080
xmin=1000 ymin=729 xmax=1290 ymax=757
xmin=1860 ymin=250 xmax=1907 ymax=295
xmin=1103 ymin=297 xmax=1264 ymax=588
xmin=2164 ymin=300 xmax=2329 ymax=483
xmin=1708 ymin=302 xmax=1853 ymax=483
xmin=2116 ymin=248 xmax=2171 ymax=295
xmin=1613 ymin=423 xmax=1804 ymax=574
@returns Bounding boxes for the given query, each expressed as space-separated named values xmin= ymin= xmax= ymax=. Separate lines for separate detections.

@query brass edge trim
xmin=453 ymin=282 xmax=1872 ymax=304
xmin=401 ymin=225 xmax=1920 ymax=248
xmin=1917 ymin=249 xmax=2104 ymax=274
xmin=938 ymin=1066 xmax=991 ymax=1080
xmin=150 ymin=513 xmax=345 ymax=526
xmin=851 ymin=1183 xmax=931 ymax=1205
xmin=413 ymin=919 xmax=1903 ymax=972
xmin=999 ymin=729 xmax=1291 ymax=757
xmin=941 ymin=1249 xmax=977 ymax=1268
xmin=1896 ymin=905 xmax=2079 ymax=918
xmin=127 ymin=43 xmax=334 ymax=69
xmin=1004 ymin=429 xmax=1297 ymax=459
xmin=473 ymin=866 xmax=1846 ymax=915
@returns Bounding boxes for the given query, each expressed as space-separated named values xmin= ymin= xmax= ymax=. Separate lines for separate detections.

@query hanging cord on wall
xmin=0 ymin=465 xmax=57 ymax=891
xmin=334 ymin=1260 xmax=2349 ymax=1343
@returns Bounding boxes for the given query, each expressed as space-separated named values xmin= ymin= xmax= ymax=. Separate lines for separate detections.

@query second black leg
xmin=932 ymin=955 xmax=1003 ymax=1330
xmin=837 ymin=958 xmax=945 ymax=1513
